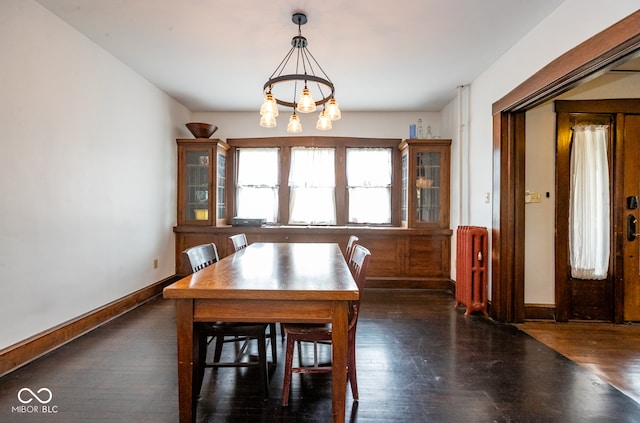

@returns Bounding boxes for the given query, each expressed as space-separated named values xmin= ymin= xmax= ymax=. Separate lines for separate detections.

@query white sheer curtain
xmin=346 ymin=148 xmax=392 ymax=223
xmin=236 ymin=148 xmax=279 ymax=222
xmin=288 ymin=147 xmax=335 ymax=224
xmin=569 ymin=125 xmax=610 ymax=280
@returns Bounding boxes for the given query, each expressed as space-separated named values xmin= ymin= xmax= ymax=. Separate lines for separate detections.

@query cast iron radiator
xmin=454 ymin=226 xmax=489 ymax=317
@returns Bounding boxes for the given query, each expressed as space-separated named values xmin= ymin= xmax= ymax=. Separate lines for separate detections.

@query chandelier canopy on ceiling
xmin=259 ymin=13 xmax=341 ymax=133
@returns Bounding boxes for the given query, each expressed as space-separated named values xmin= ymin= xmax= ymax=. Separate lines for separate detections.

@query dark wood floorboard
xmin=1 ymin=289 xmax=639 ymax=422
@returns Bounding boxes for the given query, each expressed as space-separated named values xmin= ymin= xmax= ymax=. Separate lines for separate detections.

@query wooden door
xmin=555 ymin=111 xmax=615 ymax=321
xmin=623 ymin=114 xmax=640 ymax=321
xmin=556 ymin=100 xmax=640 ymax=322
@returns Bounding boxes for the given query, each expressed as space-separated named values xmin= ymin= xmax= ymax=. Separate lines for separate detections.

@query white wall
xmin=523 ymin=105 xmax=557 ymax=304
xmin=464 ymin=0 xmax=639 ymax=297
xmin=0 ymin=0 xmax=190 ymax=350
xmin=523 ymin=72 xmax=640 ymax=305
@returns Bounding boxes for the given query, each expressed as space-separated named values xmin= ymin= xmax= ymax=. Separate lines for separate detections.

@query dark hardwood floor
xmin=1 ymin=289 xmax=639 ymax=422
xmin=517 ymin=320 xmax=640 ymax=405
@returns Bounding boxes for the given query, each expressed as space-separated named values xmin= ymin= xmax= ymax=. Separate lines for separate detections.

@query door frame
xmin=490 ymin=11 xmax=640 ymax=323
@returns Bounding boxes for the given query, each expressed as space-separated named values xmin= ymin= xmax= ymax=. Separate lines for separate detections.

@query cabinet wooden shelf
xmin=399 ymin=139 xmax=451 ymax=228
xmin=176 ymin=138 xmax=229 ymax=226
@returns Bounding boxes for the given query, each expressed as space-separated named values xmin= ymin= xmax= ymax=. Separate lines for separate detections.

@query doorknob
xmin=628 ymin=214 xmax=640 ymax=241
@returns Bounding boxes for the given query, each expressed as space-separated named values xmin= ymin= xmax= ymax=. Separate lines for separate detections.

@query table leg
xmin=175 ymin=299 xmax=200 ymax=423
xmin=331 ymin=301 xmax=349 ymax=423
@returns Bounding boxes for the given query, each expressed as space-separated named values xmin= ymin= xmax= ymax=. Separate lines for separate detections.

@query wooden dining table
xmin=163 ymin=242 xmax=359 ymax=423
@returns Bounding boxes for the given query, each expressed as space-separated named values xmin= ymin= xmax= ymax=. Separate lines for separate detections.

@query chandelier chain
xmin=268 ymin=46 xmax=295 ymax=83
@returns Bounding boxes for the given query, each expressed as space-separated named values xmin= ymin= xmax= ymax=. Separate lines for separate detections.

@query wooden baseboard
xmin=0 ymin=275 xmax=180 ymax=378
xmin=524 ymin=303 xmax=557 ymax=321
xmin=366 ymin=277 xmax=454 ymax=291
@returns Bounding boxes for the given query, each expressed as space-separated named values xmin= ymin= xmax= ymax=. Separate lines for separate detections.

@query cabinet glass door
xmin=415 ymin=151 xmax=441 ymax=223
xmin=186 ymin=150 xmax=210 ymax=222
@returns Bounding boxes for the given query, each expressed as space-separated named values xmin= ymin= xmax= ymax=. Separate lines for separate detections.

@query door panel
xmin=555 ymin=112 xmax=614 ymax=321
xmin=623 ymin=114 xmax=640 ymax=321
xmin=556 ymin=101 xmax=640 ymax=323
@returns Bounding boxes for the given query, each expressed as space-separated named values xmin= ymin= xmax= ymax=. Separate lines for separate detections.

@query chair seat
xmin=282 ymin=323 xmax=330 ymax=336
xmin=205 ymin=321 xmax=272 ymax=334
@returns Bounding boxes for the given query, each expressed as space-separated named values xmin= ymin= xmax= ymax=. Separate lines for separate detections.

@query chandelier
xmin=259 ymin=13 xmax=341 ymax=133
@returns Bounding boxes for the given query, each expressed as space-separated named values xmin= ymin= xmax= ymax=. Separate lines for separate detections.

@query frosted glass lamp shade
xmin=260 ymin=112 xmax=277 ymax=128
xmin=296 ymin=87 xmax=316 ymax=113
xmin=326 ymin=98 xmax=341 ymax=121
xmin=260 ymin=93 xmax=279 ymax=117
xmin=287 ymin=113 xmax=303 ymax=133
xmin=316 ymin=109 xmax=332 ymax=130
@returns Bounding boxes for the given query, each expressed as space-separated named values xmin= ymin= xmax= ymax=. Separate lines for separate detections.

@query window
xmin=347 ymin=148 xmax=392 ymax=224
xmin=288 ymin=147 xmax=336 ymax=224
xmin=229 ymin=137 xmax=401 ymax=226
xmin=235 ymin=148 xmax=279 ymax=222
xmin=569 ymin=125 xmax=610 ymax=279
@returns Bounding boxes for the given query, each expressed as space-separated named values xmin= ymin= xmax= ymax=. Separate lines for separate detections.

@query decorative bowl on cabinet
xmin=186 ymin=122 xmax=218 ymax=138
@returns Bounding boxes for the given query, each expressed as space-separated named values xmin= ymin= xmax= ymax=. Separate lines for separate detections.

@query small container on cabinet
xmin=399 ymin=139 xmax=451 ymax=228
xmin=177 ymin=138 xmax=229 ymax=226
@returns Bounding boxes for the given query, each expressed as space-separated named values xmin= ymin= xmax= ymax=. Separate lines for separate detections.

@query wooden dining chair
xmin=345 ymin=235 xmax=359 ymax=261
xmin=228 ymin=233 xmax=248 ymax=254
xmin=183 ymin=242 xmax=220 ymax=273
xmin=280 ymin=244 xmax=371 ymax=406
xmin=182 ymin=242 xmax=277 ymax=400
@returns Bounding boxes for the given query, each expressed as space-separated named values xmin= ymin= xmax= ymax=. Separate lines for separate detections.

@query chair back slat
xmin=345 ymin=235 xmax=359 ymax=261
xmin=349 ymin=244 xmax=370 ymax=291
xmin=228 ymin=233 xmax=248 ymax=253
xmin=183 ymin=243 xmax=220 ymax=274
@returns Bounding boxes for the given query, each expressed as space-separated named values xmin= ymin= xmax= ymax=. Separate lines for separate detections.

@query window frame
xmin=226 ymin=136 xmax=402 ymax=226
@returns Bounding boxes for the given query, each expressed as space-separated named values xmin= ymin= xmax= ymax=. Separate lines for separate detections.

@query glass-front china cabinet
xmin=399 ymin=139 xmax=451 ymax=228
xmin=176 ymin=138 xmax=229 ymax=226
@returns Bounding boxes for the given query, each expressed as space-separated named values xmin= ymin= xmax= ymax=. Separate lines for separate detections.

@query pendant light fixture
xmin=316 ymin=109 xmax=332 ymax=130
xmin=259 ymin=13 xmax=341 ymax=133
xmin=287 ymin=113 xmax=303 ymax=133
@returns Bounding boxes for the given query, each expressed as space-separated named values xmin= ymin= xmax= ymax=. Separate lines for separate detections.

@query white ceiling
xmin=35 ymin=0 xmax=567 ymax=112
